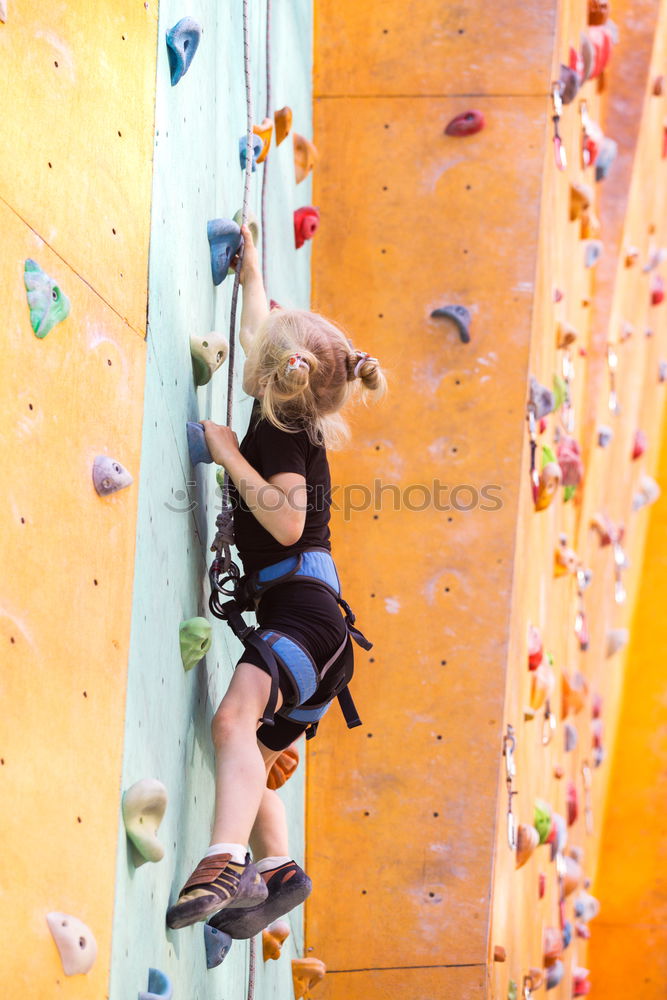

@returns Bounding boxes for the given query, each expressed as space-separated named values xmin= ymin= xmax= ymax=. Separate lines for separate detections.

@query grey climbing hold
xmin=430 ymin=305 xmax=471 ymax=344
xmin=186 ymin=422 xmax=213 ymax=465
xmin=584 ymin=240 xmax=603 ymax=268
xmin=166 ymin=17 xmax=202 ymax=85
xmin=92 ymin=456 xmax=133 ymax=497
xmin=595 ymin=137 xmax=617 ymax=181
xmin=24 ymin=259 xmax=70 ymax=338
xmin=139 ymin=968 xmax=173 ymax=1000
xmin=528 ymin=375 xmax=555 ymax=419
xmin=564 ymin=721 xmax=578 ymax=752
xmin=633 ymin=474 xmax=660 ymax=510
xmin=558 ymin=65 xmax=580 ymax=104
xmin=597 ymin=425 xmax=613 ymax=447
xmin=207 ymin=218 xmax=242 ymax=286
xmin=239 ymin=134 xmax=264 ymax=171
xmin=122 ymin=778 xmax=168 ymax=865
xmin=204 ymin=924 xmax=233 ymax=969
xmin=190 ymin=333 xmax=229 ymax=386
xmin=180 ymin=617 xmax=212 ymax=671
xmin=659 ymin=360 xmax=667 ymax=383
xmin=46 ymin=912 xmax=98 ymax=975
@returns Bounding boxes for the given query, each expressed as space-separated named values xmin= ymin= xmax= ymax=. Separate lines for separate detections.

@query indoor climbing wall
xmin=308 ymin=1 xmax=667 ymax=998
xmin=0 ymin=2 xmax=157 ymax=996
xmin=109 ymin=3 xmax=315 ymax=1000
xmin=1 ymin=2 xmax=316 ymax=998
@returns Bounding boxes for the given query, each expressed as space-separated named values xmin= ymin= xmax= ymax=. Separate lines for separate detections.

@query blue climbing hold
xmin=239 ymin=134 xmax=263 ymax=172
xmin=431 ymin=304 xmax=472 ymax=344
xmin=139 ymin=967 xmax=173 ymax=1000
xmin=562 ymin=920 xmax=573 ymax=949
xmin=207 ymin=218 xmax=242 ymax=286
xmin=186 ymin=422 xmax=213 ymax=465
xmin=166 ymin=17 xmax=202 ymax=86
xmin=204 ymin=924 xmax=233 ymax=969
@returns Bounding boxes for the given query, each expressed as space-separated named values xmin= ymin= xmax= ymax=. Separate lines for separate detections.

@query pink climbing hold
xmin=444 ymin=110 xmax=485 ymax=137
xmin=556 ymin=436 xmax=584 ymax=486
xmin=632 ymin=429 xmax=647 ymax=460
xmin=294 ymin=207 xmax=320 ymax=249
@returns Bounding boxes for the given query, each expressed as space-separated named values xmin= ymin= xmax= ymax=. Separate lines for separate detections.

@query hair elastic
xmin=353 ymin=351 xmax=378 ymax=378
xmin=285 ymin=353 xmax=310 ymax=374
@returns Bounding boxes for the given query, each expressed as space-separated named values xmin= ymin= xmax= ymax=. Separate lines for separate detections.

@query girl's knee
xmin=211 ymin=695 xmax=257 ymax=748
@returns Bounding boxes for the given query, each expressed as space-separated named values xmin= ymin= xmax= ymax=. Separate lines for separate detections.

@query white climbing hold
xmin=46 ymin=912 xmax=98 ymax=975
xmin=632 ymin=474 xmax=660 ymax=510
xmin=0 ymin=1 xmax=7 ymax=23
xmin=122 ymin=778 xmax=168 ymax=865
xmin=190 ymin=332 xmax=229 ymax=386
xmin=92 ymin=455 xmax=133 ymax=497
xmin=606 ymin=628 xmax=629 ymax=657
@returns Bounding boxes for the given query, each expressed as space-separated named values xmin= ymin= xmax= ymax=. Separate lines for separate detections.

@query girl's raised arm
xmin=238 ymin=225 xmax=269 ymax=354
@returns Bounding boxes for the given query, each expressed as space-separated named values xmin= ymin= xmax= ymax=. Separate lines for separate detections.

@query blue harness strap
xmin=213 ymin=549 xmax=370 ymax=736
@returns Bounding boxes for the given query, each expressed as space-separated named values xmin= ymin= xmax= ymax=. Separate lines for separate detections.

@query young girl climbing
xmin=166 ymin=225 xmax=386 ymax=936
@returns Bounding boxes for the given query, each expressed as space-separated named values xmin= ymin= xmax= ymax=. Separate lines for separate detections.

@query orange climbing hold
xmin=253 ymin=117 xmax=273 ymax=163
xmin=292 ymin=957 xmax=327 ymax=999
xmin=274 ymin=106 xmax=293 ymax=145
xmin=267 ymin=745 xmax=299 ymax=789
xmin=293 ymin=133 xmax=318 ymax=183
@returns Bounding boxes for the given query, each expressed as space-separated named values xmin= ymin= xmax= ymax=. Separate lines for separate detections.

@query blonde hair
xmin=246 ymin=309 xmax=386 ymax=448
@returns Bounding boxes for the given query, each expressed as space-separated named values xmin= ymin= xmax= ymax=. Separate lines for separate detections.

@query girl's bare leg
xmin=209 ymin=663 xmax=283 ymax=846
xmin=249 ymin=744 xmax=291 ymax=859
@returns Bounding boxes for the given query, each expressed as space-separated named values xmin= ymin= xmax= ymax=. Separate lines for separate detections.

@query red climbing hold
xmin=566 ymin=780 xmax=578 ymax=826
xmin=294 ymin=207 xmax=320 ymax=249
xmin=527 ymin=624 xmax=543 ymax=671
xmin=587 ymin=26 xmax=614 ymax=78
xmin=651 ymin=274 xmax=665 ymax=305
xmin=444 ymin=110 xmax=485 ymax=137
xmin=632 ymin=429 xmax=647 ymax=460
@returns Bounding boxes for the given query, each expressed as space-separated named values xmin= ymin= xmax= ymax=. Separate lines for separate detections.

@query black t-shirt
xmin=229 ymin=401 xmax=332 ymax=574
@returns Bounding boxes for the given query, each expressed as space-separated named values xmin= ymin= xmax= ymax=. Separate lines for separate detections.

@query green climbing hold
xmin=24 ymin=259 xmax=70 ymax=338
xmin=507 ymin=981 xmax=518 ymax=1000
xmin=552 ymin=374 xmax=568 ymax=411
xmin=180 ymin=617 xmax=212 ymax=671
xmin=534 ymin=800 xmax=552 ymax=844
xmin=232 ymin=208 xmax=260 ymax=248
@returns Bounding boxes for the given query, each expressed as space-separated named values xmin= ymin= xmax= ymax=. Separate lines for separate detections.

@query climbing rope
xmin=209 ymin=0 xmax=255 ymax=600
xmin=247 ymin=935 xmax=257 ymax=1000
xmin=260 ymin=0 xmax=273 ymax=290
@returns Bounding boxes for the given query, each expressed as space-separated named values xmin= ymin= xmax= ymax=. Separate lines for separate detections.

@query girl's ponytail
xmin=348 ymin=350 xmax=387 ymax=398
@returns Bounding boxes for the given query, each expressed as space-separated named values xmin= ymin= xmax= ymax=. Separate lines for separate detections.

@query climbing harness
xmin=209 ymin=548 xmax=371 ymax=738
xmin=206 ymin=0 xmax=370 ymax=740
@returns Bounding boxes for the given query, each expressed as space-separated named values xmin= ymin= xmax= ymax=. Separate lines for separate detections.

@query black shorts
xmin=235 ymin=580 xmax=350 ymax=751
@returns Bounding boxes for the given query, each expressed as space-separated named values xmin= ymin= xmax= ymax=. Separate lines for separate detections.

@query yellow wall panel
xmin=0 ymin=198 xmax=146 ymax=994
xmin=0 ymin=2 xmax=157 ymax=334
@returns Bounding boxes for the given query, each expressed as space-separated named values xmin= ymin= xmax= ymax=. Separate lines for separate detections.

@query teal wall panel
xmin=110 ymin=2 xmax=313 ymax=997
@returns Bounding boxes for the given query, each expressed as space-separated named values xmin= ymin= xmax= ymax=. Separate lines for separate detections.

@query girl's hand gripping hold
xmin=201 ymin=421 xmax=241 ymax=469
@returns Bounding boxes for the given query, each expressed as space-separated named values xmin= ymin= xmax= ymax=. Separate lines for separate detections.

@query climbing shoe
xmin=166 ymin=853 xmax=268 ymax=930
xmin=207 ymin=861 xmax=312 ymax=939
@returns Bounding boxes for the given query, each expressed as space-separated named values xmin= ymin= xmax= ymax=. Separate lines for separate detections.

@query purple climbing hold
xmin=239 ymin=134 xmax=263 ymax=171
xmin=207 ymin=218 xmax=242 ymax=286
xmin=186 ymin=422 xmax=213 ymax=466
xmin=166 ymin=17 xmax=202 ymax=86
xmin=444 ymin=111 xmax=485 ymax=137
xmin=546 ymin=960 xmax=565 ymax=990
xmin=431 ymin=305 xmax=471 ymax=343
xmin=92 ymin=456 xmax=133 ymax=497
